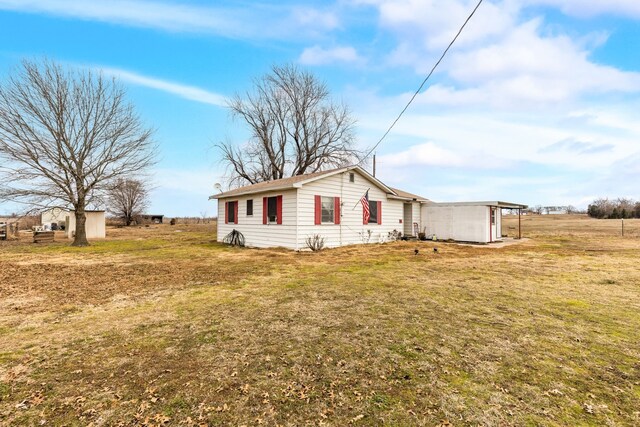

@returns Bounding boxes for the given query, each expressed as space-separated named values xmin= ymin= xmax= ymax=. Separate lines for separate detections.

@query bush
xmin=305 ymin=234 xmax=325 ymax=251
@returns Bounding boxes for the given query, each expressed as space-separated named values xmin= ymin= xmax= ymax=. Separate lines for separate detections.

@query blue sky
xmin=0 ymin=0 xmax=639 ymax=216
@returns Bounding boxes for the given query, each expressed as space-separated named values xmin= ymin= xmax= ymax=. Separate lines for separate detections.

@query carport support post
xmin=518 ymin=208 xmax=522 ymax=239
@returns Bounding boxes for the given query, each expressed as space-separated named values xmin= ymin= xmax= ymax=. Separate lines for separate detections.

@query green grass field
xmin=1 ymin=215 xmax=639 ymax=425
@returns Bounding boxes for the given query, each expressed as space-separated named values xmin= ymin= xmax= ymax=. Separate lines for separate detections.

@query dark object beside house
xmin=129 ymin=214 xmax=164 ymax=225
xmin=144 ymin=214 xmax=164 ymax=224
xmin=223 ymin=229 xmax=245 ymax=247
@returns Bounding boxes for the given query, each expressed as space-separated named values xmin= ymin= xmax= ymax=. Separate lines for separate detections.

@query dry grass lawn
xmin=1 ymin=215 xmax=639 ymax=426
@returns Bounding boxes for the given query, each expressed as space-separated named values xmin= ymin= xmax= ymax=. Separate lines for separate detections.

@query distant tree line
xmin=587 ymin=198 xmax=640 ymax=219
xmin=526 ymin=205 xmax=582 ymax=215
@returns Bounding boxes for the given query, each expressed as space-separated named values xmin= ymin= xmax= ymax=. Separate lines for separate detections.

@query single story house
xmin=210 ymin=166 xmax=526 ymax=250
xmin=41 ymin=208 xmax=106 ymax=239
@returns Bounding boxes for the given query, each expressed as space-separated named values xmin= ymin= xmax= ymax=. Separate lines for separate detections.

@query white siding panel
xmin=297 ymin=170 xmax=404 ymax=248
xmin=217 ymin=189 xmax=298 ymax=249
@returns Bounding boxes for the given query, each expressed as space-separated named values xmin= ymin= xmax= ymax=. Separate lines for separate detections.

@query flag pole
xmin=352 ymin=188 xmax=371 ymax=210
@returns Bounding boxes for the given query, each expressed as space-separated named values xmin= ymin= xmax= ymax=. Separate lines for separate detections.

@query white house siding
xmin=296 ymin=170 xmax=404 ymax=248
xmin=422 ymin=205 xmax=490 ymax=243
xmin=217 ymin=189 xmax=298 ymax=249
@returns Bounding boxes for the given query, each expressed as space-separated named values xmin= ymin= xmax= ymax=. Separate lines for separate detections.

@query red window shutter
xmin=234 ymin=201 xmax=239 ymax=224
xmin=334 ymin=197 xmax=341 ymax=225
xmin=263 ymin=197 xmax=267 ymax=225
xmin=276 ymin=195 xmax=283 ymax=225
xmin=224 ymin=201 xmax=228 ymax=224
xmin=377 ymin=201 xmax=382 ymax=225
xmin=314 ymin=195 xmax=321 ymax=225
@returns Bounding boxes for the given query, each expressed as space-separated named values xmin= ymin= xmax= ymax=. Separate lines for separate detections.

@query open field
xmin=1 ymin=215 xmax=639 ymax=425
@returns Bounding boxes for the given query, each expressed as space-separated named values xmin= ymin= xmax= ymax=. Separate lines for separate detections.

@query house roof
xmin=209 ymin=165 xmax=396 ymax=199
xmin=388 ymin=187 xmax=431 ymax=202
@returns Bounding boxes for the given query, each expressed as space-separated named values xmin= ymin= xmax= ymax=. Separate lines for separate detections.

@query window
xmin=246 ymin=199 xmax=253 ymax=216
xmin=321 ymin=196 xmax=334 ymax=223
xmin=226 ymin=201 xmax=237 ymax=224
xmin=490 ymin=208 xmax=496 ymax=225
xmin=349 ymin=172 xmax=355 ymax=183
xmin=315 ymin=195 xmax=340 ymax=225
xmin=368 ymin=200 xmax=378 ymax=223
xmin=267 ymin=196 xmax=278 ymax=223
xmin=263 ymin=195 xmax=282 ymax=225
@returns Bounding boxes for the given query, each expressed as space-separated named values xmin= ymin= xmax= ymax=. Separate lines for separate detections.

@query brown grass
xmin=1 ymin=216 xmax=639 ymax=426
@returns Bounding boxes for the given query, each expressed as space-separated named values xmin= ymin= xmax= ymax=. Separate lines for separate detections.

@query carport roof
xmin=429 ymin=201 xmax=528 ymax=209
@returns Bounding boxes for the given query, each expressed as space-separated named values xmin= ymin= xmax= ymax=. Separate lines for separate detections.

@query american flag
xmin=360 ymin=190 xmax=370 ymax=224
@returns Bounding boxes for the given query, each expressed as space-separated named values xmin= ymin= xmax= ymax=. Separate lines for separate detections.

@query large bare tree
xmin=106 ymin=178 xmax=150 ymax=226
xmin=0 ymin=59 xmax=156 ymax=246
xmin=218 ymin=64 xmax=360 ymax=187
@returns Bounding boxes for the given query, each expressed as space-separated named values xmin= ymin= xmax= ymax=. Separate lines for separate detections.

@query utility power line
xmin=360 ymin=0 xmax=485 ymax=163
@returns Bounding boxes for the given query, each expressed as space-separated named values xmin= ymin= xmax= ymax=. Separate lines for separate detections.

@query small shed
xmin=41 ymin=208 xmax=106 ymax=239
xmin=422 ymin=201 xmax=527 ymax=243
xmin=65 ymin=210 xmax=106 ymax=239
xmin=41 ymin=207 xmax=68 ymax=230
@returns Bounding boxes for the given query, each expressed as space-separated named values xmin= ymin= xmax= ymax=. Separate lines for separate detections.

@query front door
xmin=403 ymin=203 xmax=413 ymax=236
xmin=490 ymin=207 xmax=498 ymax=242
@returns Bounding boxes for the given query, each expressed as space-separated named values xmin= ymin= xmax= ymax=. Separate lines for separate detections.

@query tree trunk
xmin=72 ymin=208 xmax=90 ymax=246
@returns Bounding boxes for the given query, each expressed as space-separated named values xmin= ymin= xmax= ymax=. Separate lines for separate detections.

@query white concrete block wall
xmin=422 ymin=205 xmax=490 ymax=243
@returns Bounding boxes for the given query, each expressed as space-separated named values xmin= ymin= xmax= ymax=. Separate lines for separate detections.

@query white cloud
xmin=523 ymin=0 xmax=640 ymax=19
xmin=359 ymin=0 xmax=640 ymax=107
xmin=0 ymin=0 xmax=340 ymax=40
xmin=356 ymin=103 xmax=639 ymax=175
xmin=299 ymin=45 xmax=362 ymax=65
xmin=375 ymin=0 xmax=518 ymax=51
xmin=98 ymin=67 xmax=226 ymax=107
xmin=378 ymin=141 xmax=513 ymax=169
xmin=379 ymin=142 xmax=464 ymax=167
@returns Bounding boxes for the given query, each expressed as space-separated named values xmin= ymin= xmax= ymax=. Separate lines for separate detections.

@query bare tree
xmin=0 ymin=59 xmax=156 ymax=246
xmin=200 ymin=210 xmax=208 ymax=224
xmin=218 ymin=64 xmax=360 ymax=187
xmin=106 ymin=179 xmax=149 ymax=226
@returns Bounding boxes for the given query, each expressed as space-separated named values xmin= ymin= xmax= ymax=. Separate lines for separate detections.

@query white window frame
xmin=321 ymin=196 xmax=335 ymax=224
